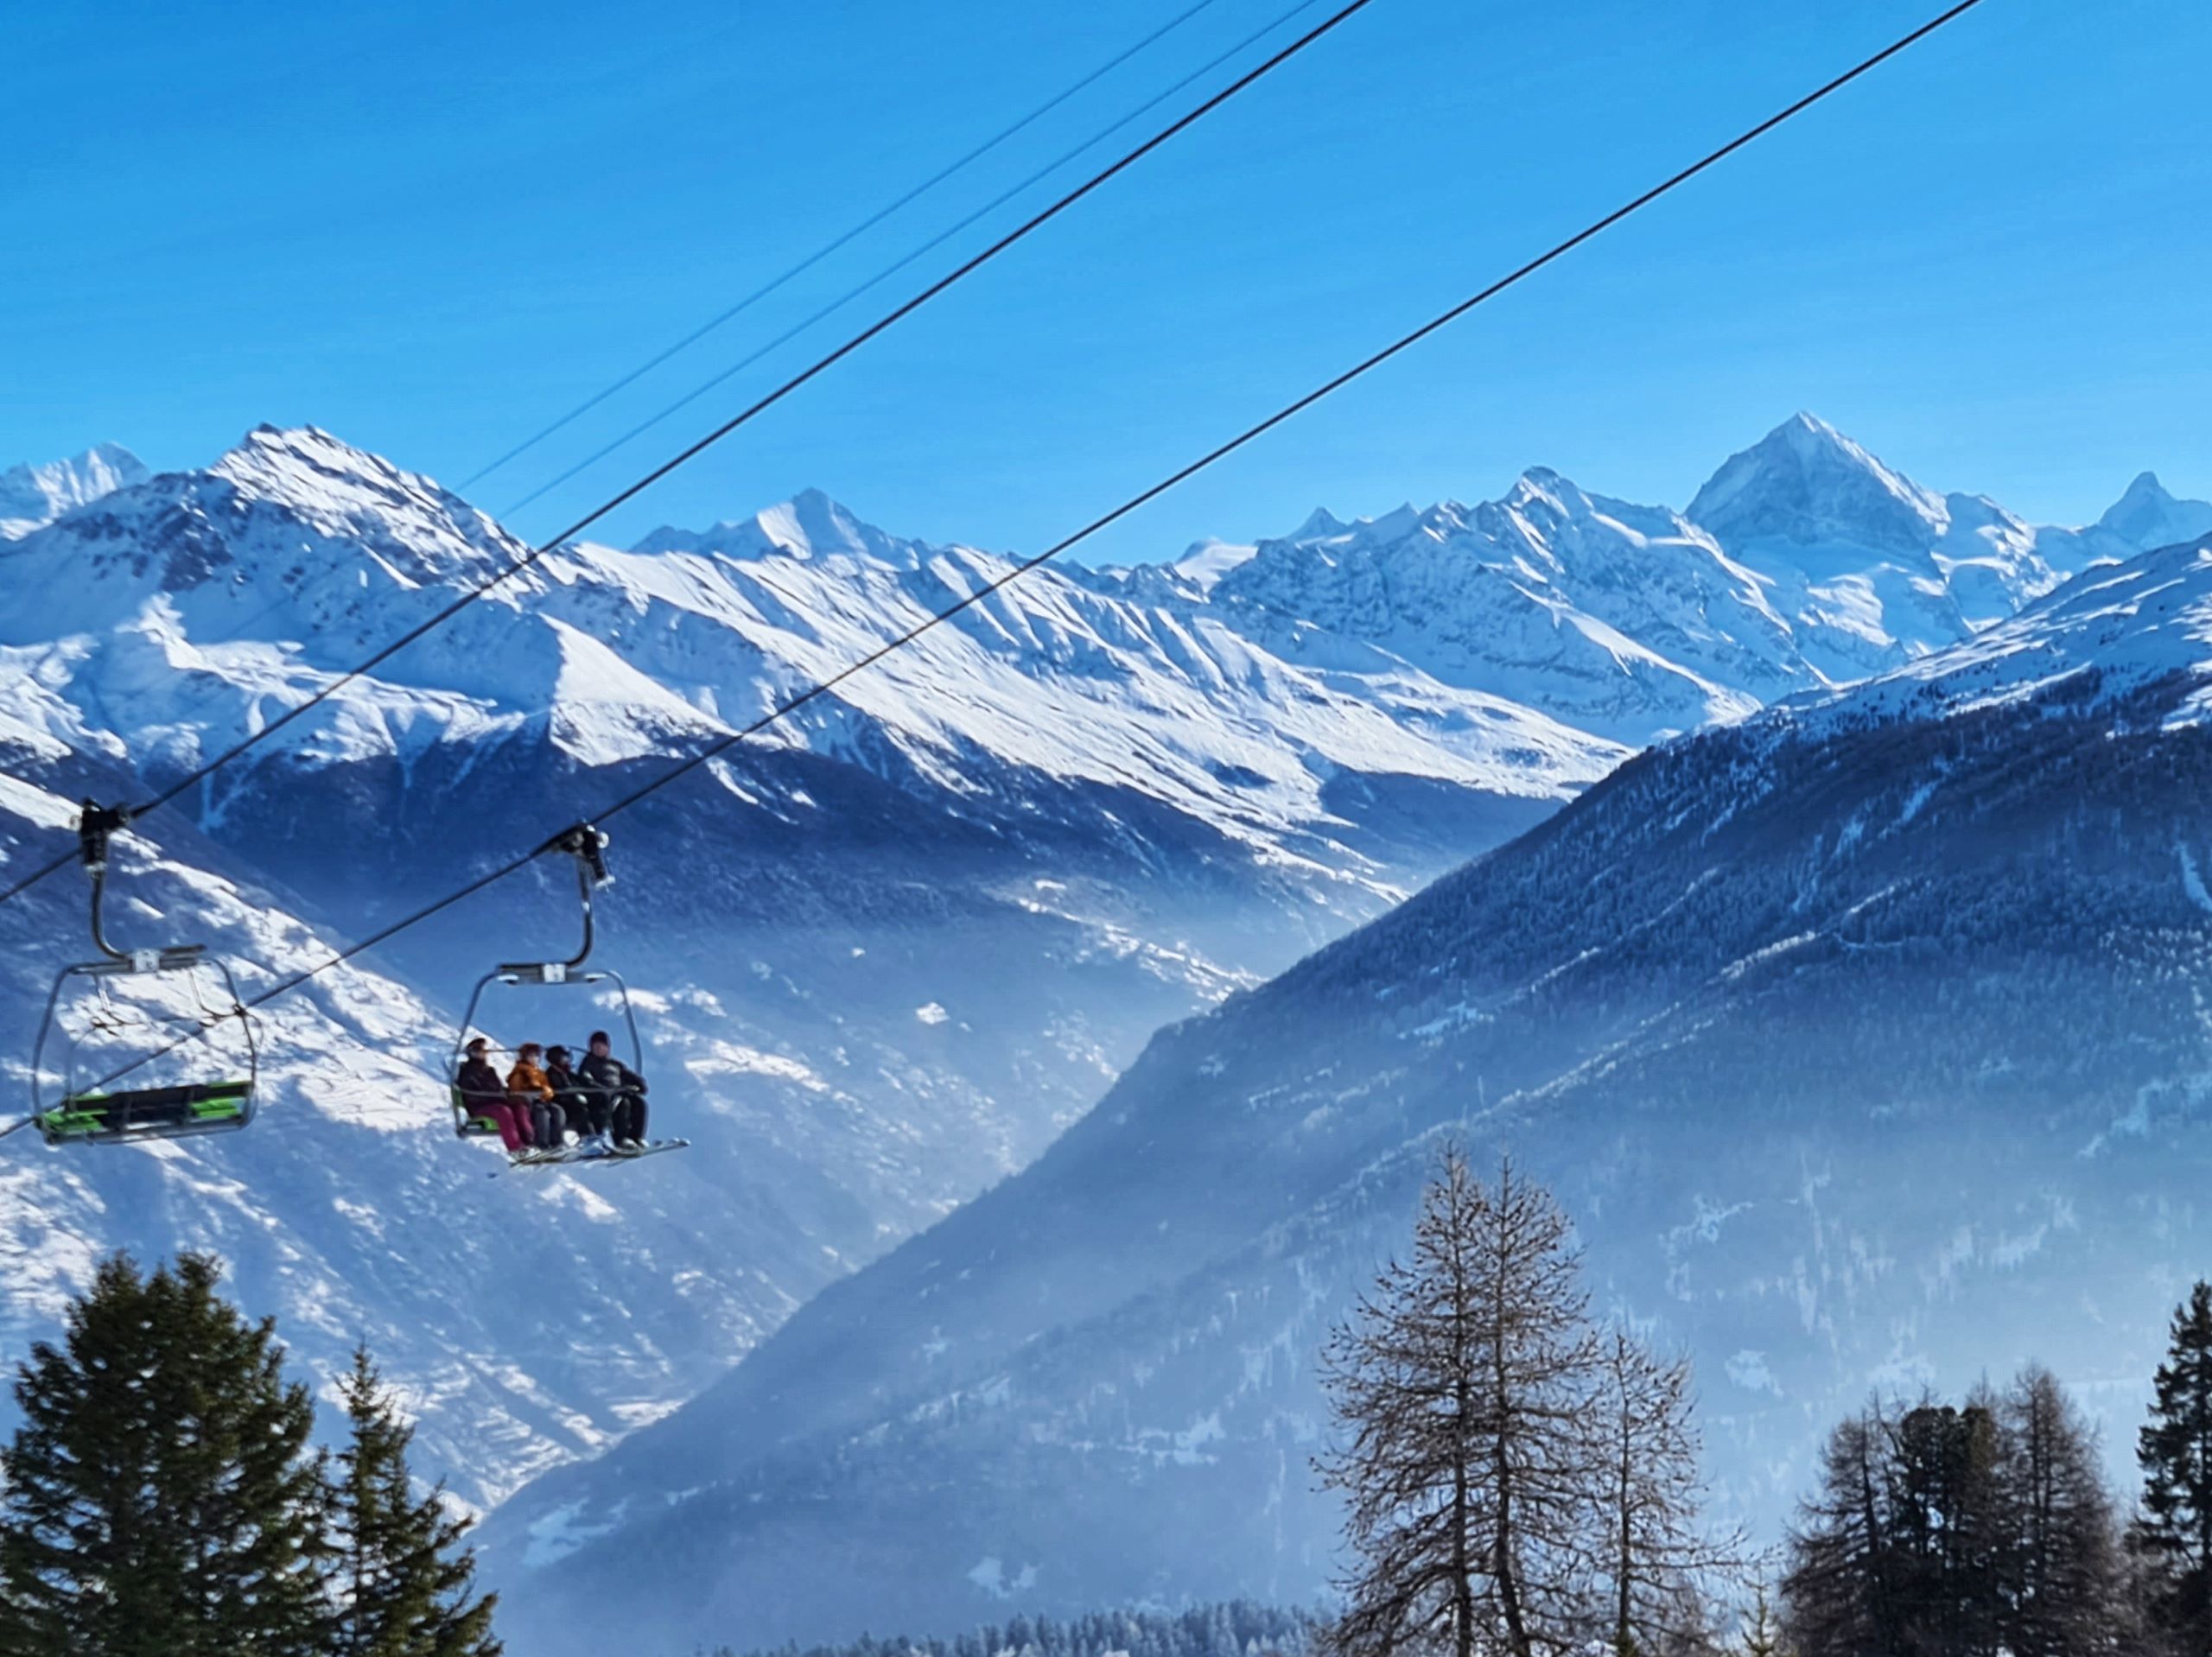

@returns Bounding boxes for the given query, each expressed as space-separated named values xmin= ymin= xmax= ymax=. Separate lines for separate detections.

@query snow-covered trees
xmin=1318 ymin=1149 xmax=1736 ymax=1657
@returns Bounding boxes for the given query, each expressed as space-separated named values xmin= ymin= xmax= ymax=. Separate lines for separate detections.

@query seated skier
xmin=457 ymin=1037 xmax=530 ymax=1154
xmin=505 ymin=1042 xmax=563 ymax=1155
xmin=575 ymin=1029 xmax=649 ymax=1152
xmin=543 ymin=1044 xmax=591 ymax=1145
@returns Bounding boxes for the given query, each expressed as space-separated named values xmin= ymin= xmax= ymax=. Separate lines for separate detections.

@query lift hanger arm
xmin=75 ymin=801 xmax=202 ymax=969
xmin=499 ymin=824 xmax=612 ymax=979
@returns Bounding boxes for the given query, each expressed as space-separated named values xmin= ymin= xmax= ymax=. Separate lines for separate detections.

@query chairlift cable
xmin=496 ymin=0 xmax=1331 ymax=523
xmin=35 ymin=0 xmax=1992 ymax=1121
xmin=0 ymin=0 xmax=1376 ymax=917
xmin=460 ymin=0 xmax=1231 ymax=491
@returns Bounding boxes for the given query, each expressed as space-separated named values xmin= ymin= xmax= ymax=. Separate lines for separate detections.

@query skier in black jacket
xmin=575 ymin=1029 xmax=649 ymax=1151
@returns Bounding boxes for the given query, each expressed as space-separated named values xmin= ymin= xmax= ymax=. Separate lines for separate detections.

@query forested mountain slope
xmin=481 ymin=535 xmax=2212 ymax=1655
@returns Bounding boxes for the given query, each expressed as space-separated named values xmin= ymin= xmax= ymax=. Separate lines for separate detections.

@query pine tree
xmin=2139 ymin=1282 xmax=2212 ymax=1656
xmin=328 ymin=1345 xmax=501 ymax=1657
xmin=1787 ymin=1370 xmax=2129 ymax=1657
xmin=1318 ymin=1148 xmax=1607 ymax=1657
xmin=0 ymin=1252 xmax=331 ymax=1657
xmin=1886 ymin=1394 xmax=2005 ymax=1654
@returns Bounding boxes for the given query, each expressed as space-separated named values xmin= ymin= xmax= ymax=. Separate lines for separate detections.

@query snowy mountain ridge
xmin=0 ymin=441 xmax=146 ymax=539
xmin=1096 ymin=411 xmax=2165 ymax=744
xmin=0 ymin=424 xmax=1619 ymax=890
xmin=1 ymin=413 xmax=2183 ymax=797
xmin=2099 ymin=469 xmax=2212 ymax=552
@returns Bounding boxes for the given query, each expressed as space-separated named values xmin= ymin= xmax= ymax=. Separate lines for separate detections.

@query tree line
xmin=0 ymin=1252 xmax=498 ymax=1656
xmin=715 ymin=1603 xmax=1319 ymax=1657
xmin=1318 ymin=1148 xmax=2212 ymax=1657
xmin=1782 ymin=1282 xmax=2212 ymax=1657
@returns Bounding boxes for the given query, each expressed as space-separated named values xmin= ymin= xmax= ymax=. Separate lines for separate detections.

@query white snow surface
xmin=1682 ymin=413 xmax=2137 ymax=682
xmin=1 ymin=417 xmax=2184 ymax=799
xmin=0 ymin=430 xmax=1628 ymax=873
xmin=1776 ymin=532 xmax=2212 ymax=735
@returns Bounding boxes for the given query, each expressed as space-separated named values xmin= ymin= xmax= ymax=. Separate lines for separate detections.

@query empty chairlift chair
xmin=31 ymin=803 xmax=258 ymax=1146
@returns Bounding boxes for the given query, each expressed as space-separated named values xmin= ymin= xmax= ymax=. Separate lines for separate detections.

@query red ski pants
xmin=486 ymin=1099 xmax=533 ymax=1152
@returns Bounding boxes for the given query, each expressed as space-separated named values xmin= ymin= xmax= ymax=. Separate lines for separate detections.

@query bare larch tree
xmin=1598 ymin=1330 xmax=1744 ymax=1654
xmin=1998 ymin=1364 xmax=2124 ymax=1657
xmin=1318 ymin=1149 xmax=1610 ymax=1657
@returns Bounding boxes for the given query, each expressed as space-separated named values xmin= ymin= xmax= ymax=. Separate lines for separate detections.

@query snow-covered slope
xmin=1181 ymin=473 xmax=1783 ymax=745
xmin=1095 ymin=413 xmax=2158 ymax=746
xmin=0 ymin=443 xmax=146 ymax=539
xmin=0 ymin=742 xmax=817 ymax=1514
xmin=476 ymin=528 xmax=2212 ymax=1657
xmin=1685 ymin=412 xmax=2127 ymax=670
xmin=0 ymin=429 xmax=1613 ymax=873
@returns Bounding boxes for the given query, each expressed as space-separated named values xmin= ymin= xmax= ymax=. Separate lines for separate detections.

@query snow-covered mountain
xmin=1141 ymin=473 xmax=1784 ymax=746
xmin=0 ymin=416 xmax=2200 ymax=1609
xmin=1097 ymin=413 xmax=2143 ymax=746
xmin=1683 ymin=411 xmax=2127 ymax=666
xmin=0 ymin=442 xmax=146 ymax=539
xmin=0 ymin=425 xmax=1625 ymax=1515
xmin=2098 ymin=470 xmax=2212 ymax=553
xmin=0 ymin=426 xmax=1611 ymax=874
xmin=476 ymin=528 xmax=2212 ymax=1656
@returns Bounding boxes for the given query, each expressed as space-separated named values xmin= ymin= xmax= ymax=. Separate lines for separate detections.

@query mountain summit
xmin=630 ymin=486 xmax=927 ymax=567
xmin=2098 ymin=470 xmax=2212 ymax=551
xmin=1687 ymin=411 xmax=1948 ymax=557
xmin=0 ymin=441 xmax=147 ymax=537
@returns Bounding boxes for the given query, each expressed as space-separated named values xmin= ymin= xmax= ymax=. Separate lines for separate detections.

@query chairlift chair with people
xmin=447 ymin=824 xmax=685 ymax=1168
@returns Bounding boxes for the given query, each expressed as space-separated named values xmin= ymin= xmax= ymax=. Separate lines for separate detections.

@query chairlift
xmin=29 ymin=803 xmax=258 ymax=1146
xmin=448 ymin=825 xmax=685 ymax=1168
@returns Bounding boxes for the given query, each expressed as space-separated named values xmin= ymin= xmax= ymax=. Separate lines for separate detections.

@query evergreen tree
xmin=0 ymin=1252 xmax=331 ymax=1657
xmin=2139 ymin=1282 xmax=2212 ymax=1656
xmin=1789 ymin=1368 xmax=2128 ymax=1657
xmin=328 ymin=1345 xmax=501 ymax=1657
xmin=1885 ymin=1394 xmax=2005 ymax=1655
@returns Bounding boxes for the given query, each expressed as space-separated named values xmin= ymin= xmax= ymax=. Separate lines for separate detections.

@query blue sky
xmin=7 ymin=0 xmax=2206 ymax=562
